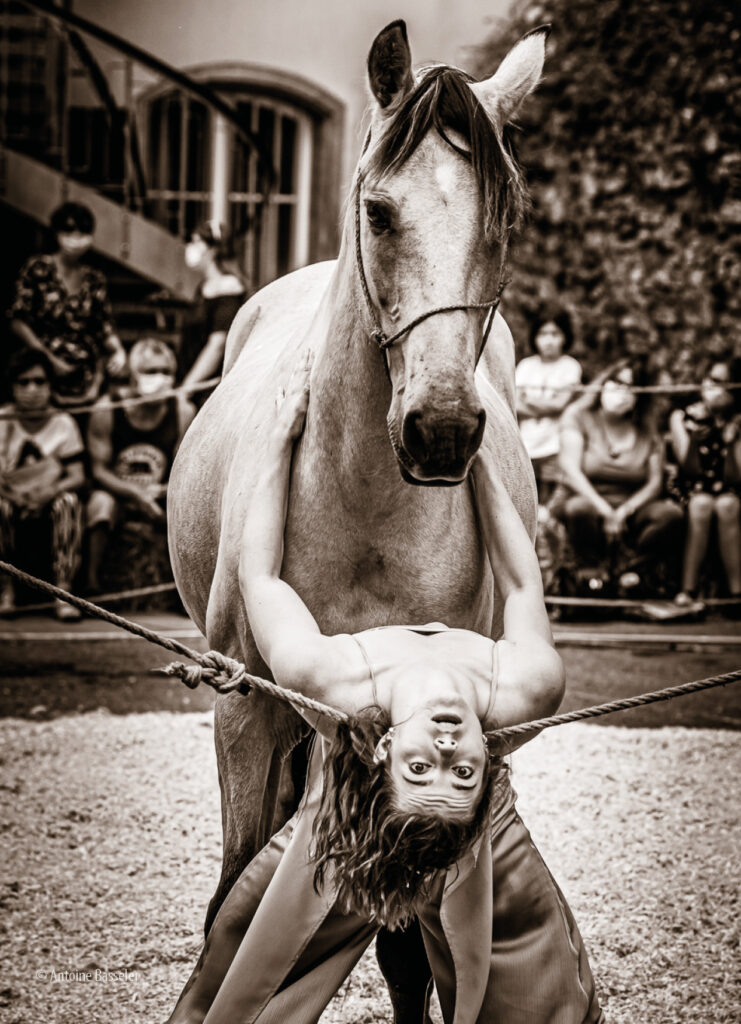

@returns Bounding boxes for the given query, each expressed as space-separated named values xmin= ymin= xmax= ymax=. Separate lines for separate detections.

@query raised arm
xmin=238 ymin=352 xmax=355 ymax=703
xmin=471 ymin=455 xmax=564 ymax=729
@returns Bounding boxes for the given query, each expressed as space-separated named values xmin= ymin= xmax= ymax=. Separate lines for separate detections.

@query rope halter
xmin=353 ymin=178 xmax=510 ymax=365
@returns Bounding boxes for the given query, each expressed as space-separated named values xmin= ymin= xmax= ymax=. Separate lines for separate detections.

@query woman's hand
xmin=105 ymin=345 xmax=128 ymax=378
xmin=722 ymin=419 xmax=740 ymax=446
xmin=274 ymin=349 xmax=313 ymax=441
xmin=602 ymin=506 xmax=627 ymax=539
xmin=47 ymin=348 xmax=76 ymax=377
xmin=134 ymin=489 xmax=166 ymax=521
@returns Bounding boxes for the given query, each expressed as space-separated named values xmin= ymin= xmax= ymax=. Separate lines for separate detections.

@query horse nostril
xmin=402 ymin=410 xmax=428 ymax=463
xmin=467 ymin=409 xmax=486 ymax=458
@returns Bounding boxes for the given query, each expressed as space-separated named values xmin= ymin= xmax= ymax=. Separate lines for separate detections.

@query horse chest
xmin=283 ymin=501 xmax=489 ymax=635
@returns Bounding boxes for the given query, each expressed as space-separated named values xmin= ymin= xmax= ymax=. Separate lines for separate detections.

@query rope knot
xmin=202 ymin=650 xmax=251 ymax=695
xmin=162 ymin=650 xmax=251 ymax=696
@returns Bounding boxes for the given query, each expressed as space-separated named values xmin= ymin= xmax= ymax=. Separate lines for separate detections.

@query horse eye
xmin=365 ymin=200 xmax=393 ymax=234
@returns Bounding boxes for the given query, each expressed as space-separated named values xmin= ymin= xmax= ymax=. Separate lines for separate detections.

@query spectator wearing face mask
xmin=85 ymin=338 xmax=195 ymax=593
xmin=8 ymin=202 xmax=127 ymax=409
xmin=557 ymin=358 xmax=683 ymax=591
xmin=0 ymin=349 xmax=85 ymax=619
xmin=670 ymin=358 xmax=741 ymax=606
xmin=179 ymin=221 xmax=247 ymax=404
xmin=515 ymin=306 xmax=581 ymax=506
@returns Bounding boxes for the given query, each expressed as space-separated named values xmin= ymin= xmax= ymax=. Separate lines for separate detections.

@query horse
xmin=168 ymin=18 xmax=546 ymax=1016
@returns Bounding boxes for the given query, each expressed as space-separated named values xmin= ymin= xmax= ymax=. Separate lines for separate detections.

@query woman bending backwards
xmin=167 ymin=352 xmax=604 ymax=1024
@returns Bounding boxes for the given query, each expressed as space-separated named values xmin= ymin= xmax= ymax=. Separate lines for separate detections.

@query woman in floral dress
xmin=8 ymin=202 xmax=127 ymax=410
xmin=670 ymin=358 xmax=741 ymax=604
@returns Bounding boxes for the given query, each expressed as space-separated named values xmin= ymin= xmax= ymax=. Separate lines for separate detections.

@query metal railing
xmin=0 ymin=0 xmax=276 ymax=289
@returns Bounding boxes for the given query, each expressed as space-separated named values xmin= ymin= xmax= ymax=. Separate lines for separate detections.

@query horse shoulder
xmin=223 ymin=300 xmax=261 ymax=376
xmin=479 ymin=311 xmax=517 ymax=414
xmin=223 ymin=261 xmax=338 ymax=376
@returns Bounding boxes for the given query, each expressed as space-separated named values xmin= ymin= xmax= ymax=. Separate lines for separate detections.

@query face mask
xmin=136 ymin=372 xmax=174 ymax=397
xmin=58 ymin=233 xmax=93 ymax=256
xmin=600 ymin=385 xmax=636 ymax=417
xmin=184 ymin=241 xmax=207 ymax=269
xmin=701 ymin=382 xmax=731 ymax=411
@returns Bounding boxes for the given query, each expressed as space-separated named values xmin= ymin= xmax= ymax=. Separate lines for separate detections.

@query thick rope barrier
xmin=1 ymin=558 xmax=738 ymax=740
xmin=0 ymin=560 xmax=345 ymax=722
xmin=493 ymin=669 xmax=741 ymax=738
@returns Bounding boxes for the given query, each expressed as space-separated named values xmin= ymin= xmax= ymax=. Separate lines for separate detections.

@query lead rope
xmin=1 ymin=559 xmax=739 ymax=741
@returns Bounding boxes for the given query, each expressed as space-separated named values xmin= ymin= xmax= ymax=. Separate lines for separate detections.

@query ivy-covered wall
xmin=474 ymin=0 xmax=740 ymax=378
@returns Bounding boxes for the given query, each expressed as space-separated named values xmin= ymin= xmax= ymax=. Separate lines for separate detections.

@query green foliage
xmin=474 ymin=0 xmax=741 ymax=377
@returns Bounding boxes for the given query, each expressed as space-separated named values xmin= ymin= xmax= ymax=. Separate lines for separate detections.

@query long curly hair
xmin=310 ymin=707 xmax=507 ymax=930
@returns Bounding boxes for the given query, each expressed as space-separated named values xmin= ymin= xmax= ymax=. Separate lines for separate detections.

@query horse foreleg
xmin=376 ymin=922 xmax=433 ymax=1024
xmin=205 ymin=691 xmax=306 ymax=935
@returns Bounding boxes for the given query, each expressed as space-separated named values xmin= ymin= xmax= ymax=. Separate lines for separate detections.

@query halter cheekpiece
xmin=353 ymin=178 xmax=510 ymax=364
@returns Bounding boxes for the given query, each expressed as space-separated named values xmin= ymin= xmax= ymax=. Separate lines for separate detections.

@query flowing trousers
xmin=170 ymin=800 xmax=604 ymax=1024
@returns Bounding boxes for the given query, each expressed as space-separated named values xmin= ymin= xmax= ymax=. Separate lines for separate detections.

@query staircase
xmin=0 ymin=1 xmax=265 ymax=335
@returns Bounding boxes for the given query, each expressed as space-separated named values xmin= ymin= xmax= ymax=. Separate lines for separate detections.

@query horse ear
xmin=367 ymin=20 xmax=414 ymax=111
xmin=471 ymin=24 xmax=550 ymax=125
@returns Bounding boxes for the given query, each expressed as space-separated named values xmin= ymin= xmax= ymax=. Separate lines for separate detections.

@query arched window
xmin=142 ymin=66 xmax=343 ymax=292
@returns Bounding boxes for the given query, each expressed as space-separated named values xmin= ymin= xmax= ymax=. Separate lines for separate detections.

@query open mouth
xmin=431 ymin=713 xmax=462 ymax=726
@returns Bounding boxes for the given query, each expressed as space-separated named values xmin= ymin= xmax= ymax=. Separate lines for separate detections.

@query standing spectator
xmin=179 ymin=221 xmax=246 ymax=402
xmin=85 ymin=338 xmax=195 ymax=593
xmin=8 ymin=202 xmax=127 ymax=409
xmin=557 ymin=358 xmax=683 ymax=591
xmin=0 ymin=349 xmax=84 ymax=619
xmin=670 ymin=358 xmax=741 ymax=605
xmin=515 ymin=306 xmax=581 ymax=506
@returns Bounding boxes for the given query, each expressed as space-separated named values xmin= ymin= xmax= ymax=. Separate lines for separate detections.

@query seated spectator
xmin=8 ymin=202 xmax=127 ymax=409
xmin=0 ymin=350 xmax=84 ymax=619
xmin=180 ymin=221 xmax=246 ymax=403
xmin=670 ymin=358 xmax=741 ymax=605
xmin=85 ymin=338 xmax=195 ymax=593
xmin=557 ymin=358 xmax=683 ymax=592
xmin=515 ymin=306 xmax=581 ymax=506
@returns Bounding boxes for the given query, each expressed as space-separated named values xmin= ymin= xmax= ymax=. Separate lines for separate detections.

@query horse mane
xmin=364 ymin=64 xmax=529 ymax=248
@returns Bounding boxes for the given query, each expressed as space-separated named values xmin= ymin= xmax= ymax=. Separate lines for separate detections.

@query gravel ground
xmin=1 ymin=712 xmax=739 ymax=1024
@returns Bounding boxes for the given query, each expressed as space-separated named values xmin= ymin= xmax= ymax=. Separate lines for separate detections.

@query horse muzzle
xmin=390 ymin=405 xmax=486 ymax=485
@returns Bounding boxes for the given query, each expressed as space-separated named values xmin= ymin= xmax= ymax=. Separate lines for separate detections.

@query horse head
xmin=355 ymin=21 xmax=547 ymax=484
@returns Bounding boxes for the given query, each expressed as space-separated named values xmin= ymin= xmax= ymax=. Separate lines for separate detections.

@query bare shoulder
xmin=88 ymin=396 xmax=115 ymax=428
xmin=272 ymin=631 xmax=374 ymax=716
xmin=490 ymin=637 xmax=564 ymax=729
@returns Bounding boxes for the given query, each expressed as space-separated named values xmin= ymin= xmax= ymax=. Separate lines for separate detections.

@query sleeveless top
xmin=561 ymin=404 xmax=660 ymax=495
xmin=110 ymin=398 xmax=179 ymax=485
xmin=350 ymin=623 xmax=499 ymax=727
xmin=348 ymin=623 xmax=515 ymax=825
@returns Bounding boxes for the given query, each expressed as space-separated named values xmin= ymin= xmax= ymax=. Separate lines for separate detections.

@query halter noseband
xmin=353 ymin=180 xmax=510 ymax=365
